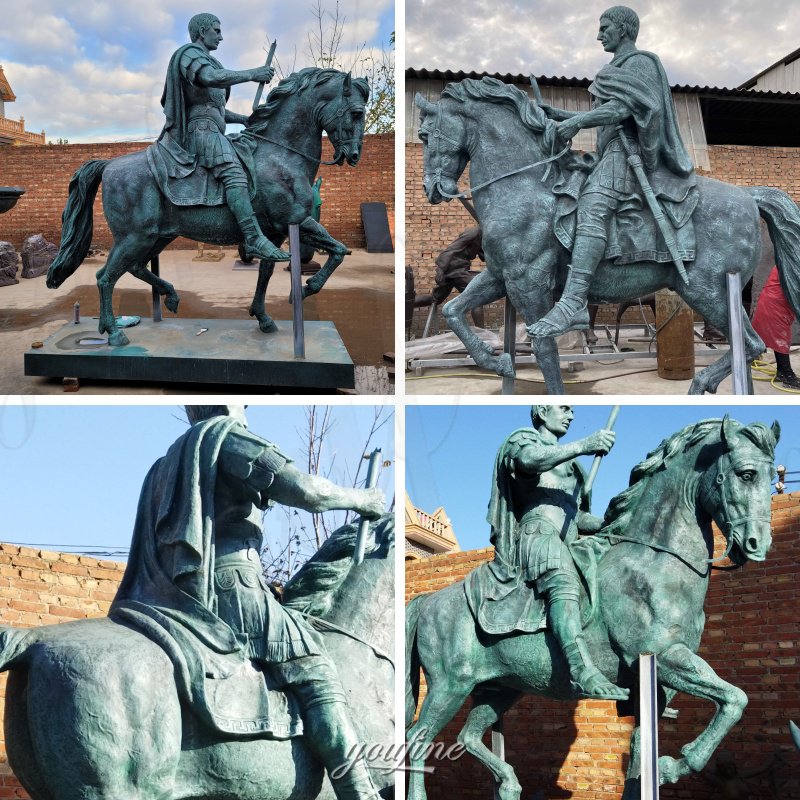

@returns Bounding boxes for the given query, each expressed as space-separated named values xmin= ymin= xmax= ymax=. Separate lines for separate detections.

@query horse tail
xmin=0 ymin=626 xmax=35 ymax=671
xmin=47 ymin=159 xmax=109 ymax=289
xmin=749 ymin=186 xmax=800 ymax=320
xmin=405 ymin=593 xmax=428 ymax=728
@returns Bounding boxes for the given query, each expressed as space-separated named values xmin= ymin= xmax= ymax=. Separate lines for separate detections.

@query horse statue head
xmin=415 ymin=77 xmax=558 ymax=204
xmin=248 ymin=67 xmax=370 ymax=166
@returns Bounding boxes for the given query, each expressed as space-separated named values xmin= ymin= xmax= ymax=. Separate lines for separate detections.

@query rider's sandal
xmin=571 ymin=666 xmax=630 ymax=701
xmin=528 ymin=303 xmax=590 ymax=338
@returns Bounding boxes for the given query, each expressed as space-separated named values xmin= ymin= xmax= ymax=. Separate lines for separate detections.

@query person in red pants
xmin=752 ymin=266 xmax=800 ymax=389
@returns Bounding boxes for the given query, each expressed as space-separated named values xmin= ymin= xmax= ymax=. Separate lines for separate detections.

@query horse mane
xmin=601 ymin=418 xmax=777 ymax=538
xmin=441 ymin=77 xmax=550 ymax=135
xmin=247 ymin=67 xmax=369 ymax=129
xmin=282 ymin=514 xmax=393 ymax=617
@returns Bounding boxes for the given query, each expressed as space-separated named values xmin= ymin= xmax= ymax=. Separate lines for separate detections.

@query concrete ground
xmin=0 ymin=248 xmax=394 ymax=395
xmin=405 ymin=325 xmax=800 ymax=396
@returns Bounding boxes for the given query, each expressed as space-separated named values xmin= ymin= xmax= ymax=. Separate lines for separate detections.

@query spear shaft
xmin=353 ymin=448 xmax=382 ymax=565
xmin=252 ymin=39 xmax=277 ymax=112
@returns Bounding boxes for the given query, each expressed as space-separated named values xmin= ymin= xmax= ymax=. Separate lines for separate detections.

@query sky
xmin=406 ymin=404 xmax=799 ymax=552
xmin=0 ymin=403 xmax=394 ymax=562
xmin=0 ymin=0 xmax=394 ymax=142
xmin=406 ymin=0 xmax=800 ymax=89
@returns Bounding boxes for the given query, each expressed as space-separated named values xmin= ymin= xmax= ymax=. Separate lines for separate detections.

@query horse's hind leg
xmin=129 ymin=238 xmax=180 ymax=314
xmin=681 ymin=283 xmax=764 ymax=394
xmin=442 ymin=270 xmax=511 ymax=376
xmin=654 ymin=643 xmax=748 ymax=785
xmin=96 ymin=235 xmax=154 ymax=346
xmin=407 ymin=678 xmax=474 ymax=800
xmin=456 ymin=687 xmax=523 ymax=800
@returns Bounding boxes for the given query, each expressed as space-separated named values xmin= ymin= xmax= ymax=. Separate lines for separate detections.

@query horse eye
xmin=739 ymin=471 xmax=755 ymax=482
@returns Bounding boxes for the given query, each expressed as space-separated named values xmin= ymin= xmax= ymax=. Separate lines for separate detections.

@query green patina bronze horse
xmin=47 ymin=68 xmax=368 ymax=346
xmin=416 ymin=78 xmax=800 ymax=394
xmin=0 ymin=515 xmax=394 ymax=800
xmin=406 ymin=417 xmax=778 ymax=799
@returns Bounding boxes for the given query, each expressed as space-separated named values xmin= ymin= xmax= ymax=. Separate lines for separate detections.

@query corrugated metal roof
xmin=739 ymin=46 xmax=800 ymax=89
xmin=406 ymin=68 xmax=800 ymax=100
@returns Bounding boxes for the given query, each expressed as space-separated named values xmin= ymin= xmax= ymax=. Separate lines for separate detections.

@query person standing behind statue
xmin=157 ymin=13 xmax=289 ymax=263
xmin=487 ymin=406 xmax=628 ymax=700
xmin=752 ymin=266 xmax=800 ymax=389
xmin=416 ymin=226 xmax=486 ymax=327
xmin=529 ymin=5 xmax=696 ymax=338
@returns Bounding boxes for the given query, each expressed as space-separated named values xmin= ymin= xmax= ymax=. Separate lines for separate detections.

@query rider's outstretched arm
xmin=267 ymin=463 xmax=385 ymax=518
xmin=515 ymin=430 xmax=614 ymax=475
xmin=196 ymin=64 xmax=273 ymax=89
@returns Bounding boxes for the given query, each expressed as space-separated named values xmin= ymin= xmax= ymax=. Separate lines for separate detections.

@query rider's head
xmin=188 ymin=13 xmax=221 ymax=43
xmin=185 ymin=405 xmax=248 ymax=427
xmin=531 ymin=405 xmax=574 ymax=437
xmin=600 ymin=6 xmax=639 ymax=43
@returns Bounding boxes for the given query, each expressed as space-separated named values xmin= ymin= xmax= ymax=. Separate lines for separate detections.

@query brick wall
xmin=405 ymin=492 xmax=800 ymax=800
xmin=0 ymin=134 xmax=393 ymax=251
xmin=405 ymin=141 xmax=800 ymax=337
xmin=0 ymin=544 xmax=125 ymax=798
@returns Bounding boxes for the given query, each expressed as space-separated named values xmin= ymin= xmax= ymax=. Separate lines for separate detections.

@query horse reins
xmin=600 ymin=452 xmax=773 ymax=575
xmin=420 ymin=104 xmax=571 ymax=200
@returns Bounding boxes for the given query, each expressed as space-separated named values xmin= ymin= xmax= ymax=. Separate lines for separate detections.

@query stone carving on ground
xmin=0 ymin=405 xmax=394 ymax=800
xmin=20 ymin=234 xmax=58 ymax=279
xmin=406 ymin=405 xmax=779 ymax=799
xmin=416 ymin=5 xmax=800 ymax=394
xmin=0 ymin=242 xmax=19 ymax=286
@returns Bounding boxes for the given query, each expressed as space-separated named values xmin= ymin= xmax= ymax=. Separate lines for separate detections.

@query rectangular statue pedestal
xmin=24 ymin=318 xmax=355 ymax=389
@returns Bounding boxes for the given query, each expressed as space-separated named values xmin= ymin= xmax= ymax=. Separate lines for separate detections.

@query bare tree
xmin=306 ymin=0 xmax=395 ymax=134
xmin=260 ymin=405 xmax=394 ymax=585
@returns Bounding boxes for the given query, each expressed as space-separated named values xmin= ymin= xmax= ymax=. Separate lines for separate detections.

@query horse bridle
xmin=245 ymin=89 xmax=364 ymax=167
xmin=698 ymin=450 xmax=774 ymax=567
xmin=599 ymin=450 xmax=773 ymax=575
xmin=419 ymin=102 xmax=570 ymax=200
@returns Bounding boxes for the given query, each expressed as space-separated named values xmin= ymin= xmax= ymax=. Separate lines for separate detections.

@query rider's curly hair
xmin=601 ymin=6 xmax=640 ymax=42
xmin=188 ymin=13 xmax=219 ymax=42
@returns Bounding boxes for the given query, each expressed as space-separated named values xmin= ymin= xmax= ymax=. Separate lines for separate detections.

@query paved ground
xmin=405 ymin=325 xmax=800 ymax=396
xmin=0 ymin=248 xmax=394 ymax=395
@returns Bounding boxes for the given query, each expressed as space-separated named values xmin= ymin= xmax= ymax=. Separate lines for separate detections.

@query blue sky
xmin=1 ymin=0 xmax=393 ymax=142
xmin=406 ymin=404 xmax=798 ymax=552
xmin=0 ymin=404 xmax=394 ymax=562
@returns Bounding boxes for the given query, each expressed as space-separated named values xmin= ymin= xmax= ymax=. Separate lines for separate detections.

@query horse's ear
xmin=415 ymin=93 xmax=437 ymax=116
xmin=720 ymin=415 xmax=737 ymax=449
xmin=343 ymin=71 xmax=352 ymax=97
xmin=771 ymin=420 xmax=781 ymax=445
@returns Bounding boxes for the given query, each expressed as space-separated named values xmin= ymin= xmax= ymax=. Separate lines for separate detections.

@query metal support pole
xmin=501 ymin=298 xmax=516 ymax=395
xmin=639 ymin=653 xmax=660 ymax=800
xmin=151 ymin=256 xmax=162 ymax=322
xmin=289 ymin=225 xmax=305 ymax=359
xmin=726 ymin=272 xmax=752 ymax=394
xmin=491 ymin=716 xmax=505 ymax=800
xmin=422 ymin=302 xmax=439 ymax=338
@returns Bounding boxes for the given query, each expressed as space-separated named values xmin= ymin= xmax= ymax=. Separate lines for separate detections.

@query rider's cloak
xmin=110 ymin=417 xmax=306 ymax=739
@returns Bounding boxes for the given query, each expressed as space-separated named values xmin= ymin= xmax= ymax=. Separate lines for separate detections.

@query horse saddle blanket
xmin=112 ymin=604 xmax=303 ymax=740
xmin=464 ymin=535 xmax=607 ymax=636
xmin=145 ymin=132 xmax=258 ymax=207
xmin=552 ymin=156 xmax=699 ymax=266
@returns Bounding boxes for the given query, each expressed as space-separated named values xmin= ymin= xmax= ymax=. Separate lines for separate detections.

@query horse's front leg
xmin=248 ymin=258 xmax=278 ymax=332
xmin=441 ymin=270 xmax=511 ymax=376
xmin=295 ymin=217 xmax=348 ymax=299
xmin=655 ymin=643 xmax=748 ymax=784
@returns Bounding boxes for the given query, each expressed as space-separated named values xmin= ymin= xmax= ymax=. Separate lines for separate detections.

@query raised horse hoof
xmin=164 ymin=295 xmax=180 ymax=314
xmin=108 ymin=329 xmax=130 ymax=347
xmin=258 ymin=318 xmax=278 ymax=333
xmin=658 ymin=755 xmax=691 ymax=785
xmin=495 ymin=353 xmax=515 ymax=378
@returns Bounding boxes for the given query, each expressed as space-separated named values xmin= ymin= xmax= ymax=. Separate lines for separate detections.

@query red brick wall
xmin=0 ymin=134 xmax=393 ymax=251
xmin=405 ymin=492 xmax=800 ymax=800
xmin=0 ymin=544 xmax=126 ymax=798
xmin=405 ymin=142 xmax=800 ymax=336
